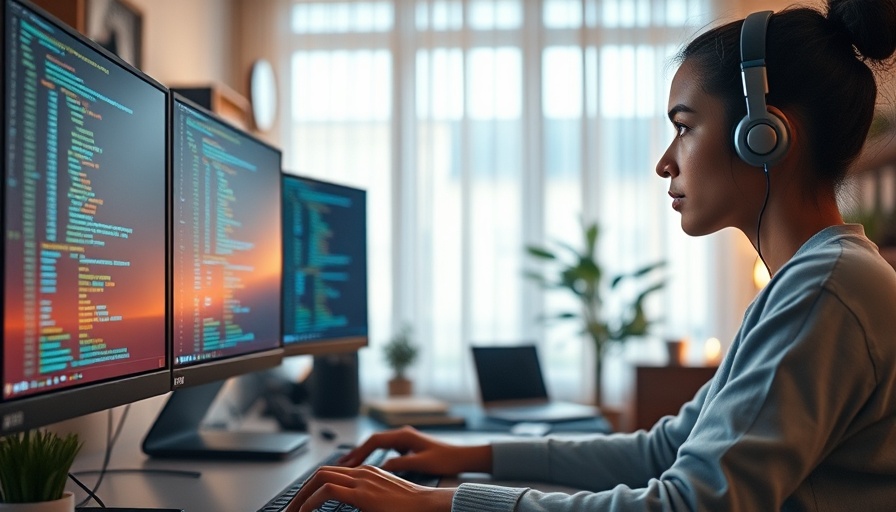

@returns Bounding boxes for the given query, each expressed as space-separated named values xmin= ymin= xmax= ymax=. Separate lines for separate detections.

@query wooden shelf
xmin=171 ymin=83 xmax=251 ymax=131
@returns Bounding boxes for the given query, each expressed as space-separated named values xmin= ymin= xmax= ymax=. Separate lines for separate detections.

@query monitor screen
xmin=170 ymin=96 xmax=283 ymax=388
xmin=281 ymin=173 xmax=368 ymax=355
xmin=1 ymin=0 xmax=170 ymax=434
xmin=141 ymin=97 xmax=303 ymax=461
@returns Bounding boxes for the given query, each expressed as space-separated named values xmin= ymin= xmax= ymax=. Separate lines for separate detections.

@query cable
xmin=756 ymin=163 xmax=771 ymax=274
xmin=67 ymin=473 xmax=105 ymax=508
xmin=70 ymin=404 xmax=201 ymax=508
xmin=74 ymin=404 xmax=131 ymax=508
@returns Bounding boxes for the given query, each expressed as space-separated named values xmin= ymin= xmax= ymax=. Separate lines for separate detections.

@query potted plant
xmin=524 ymin=219 xmax=665 ymax=407
xmin=382 ymin=324 xmax=419 ymax=396
xmin=0 ymin=430 xmax=82 ymax=511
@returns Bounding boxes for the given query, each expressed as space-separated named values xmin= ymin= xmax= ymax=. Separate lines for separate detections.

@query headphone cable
xmin=756 ymin=163 xmax=771 ymax=274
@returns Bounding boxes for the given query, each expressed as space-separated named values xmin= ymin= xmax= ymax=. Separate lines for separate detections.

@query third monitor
xmin=280 ymin=173 xmax=368 ymax=356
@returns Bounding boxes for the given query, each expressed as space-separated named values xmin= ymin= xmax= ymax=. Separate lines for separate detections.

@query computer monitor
xmin=281 ymin=173 xmax=368 ymax=356
xmin=142 ymin=95 xmax=306 ymax=460
xmin=1 ymin=0 xmax=170 ymax=435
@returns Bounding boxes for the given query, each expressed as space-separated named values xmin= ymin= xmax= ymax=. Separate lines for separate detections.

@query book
xmin=365 ymin=396 xmax=466 ymax=428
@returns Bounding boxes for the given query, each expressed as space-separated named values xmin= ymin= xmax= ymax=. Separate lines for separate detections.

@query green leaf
xmin=584 ymin=222 xmax=598 ymax=255
xmin=555 ymin=240 xmax=582 ymax=260
xmin=0 ymin=430 xmax=81 ymax=503
xmin=522 ymin=270 xmax=548 ymax=285
xmin=632 ymin=260 xmax=666 ymax=277
xmin=525 ymin=246 xmax=556 ymax=260
xmin=609 ymin=261 xmax=665 ymax=288
xmin=635 ymin=282 xmax=666 ymax=303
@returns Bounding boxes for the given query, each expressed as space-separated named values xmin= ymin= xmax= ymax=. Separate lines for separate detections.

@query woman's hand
xmin=285 ymin=464 xmax=456 ymax=512
xmin=338 ymin=426 xmax=492 ymax=475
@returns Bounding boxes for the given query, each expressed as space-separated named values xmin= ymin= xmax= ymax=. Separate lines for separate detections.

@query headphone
xmin=733 ymin=10 xmax=790 ymax=167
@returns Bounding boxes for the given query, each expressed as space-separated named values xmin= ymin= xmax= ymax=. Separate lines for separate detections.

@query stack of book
xmin=365 ymin=396 xmax=466 ymax=428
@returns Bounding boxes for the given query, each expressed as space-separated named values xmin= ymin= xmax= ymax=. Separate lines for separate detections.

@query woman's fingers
xmin=338 ymin=427 xmax=430 ymax=466
xmin=288 ymin=464 xmax=451 ymax=512
xmin=287 ymin=466 xmax=356 ymax=512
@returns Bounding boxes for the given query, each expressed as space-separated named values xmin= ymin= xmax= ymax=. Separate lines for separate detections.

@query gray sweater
xmin=452 ymin=225 xmax=896 ymax=511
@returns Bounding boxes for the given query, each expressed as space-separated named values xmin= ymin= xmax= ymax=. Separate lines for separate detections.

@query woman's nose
xmin=655 ymin=154 xmax=676 ymax=178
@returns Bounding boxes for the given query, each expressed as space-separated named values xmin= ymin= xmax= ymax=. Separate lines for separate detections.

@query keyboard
xmin=256 ymin=447 xmax=440 ymax=512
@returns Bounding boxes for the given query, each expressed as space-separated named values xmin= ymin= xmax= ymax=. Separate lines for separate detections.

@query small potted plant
xmin=0 ymin=430 xmax=82 ymax=511
xmin=382 ymin=324 xmax=419 ymax=396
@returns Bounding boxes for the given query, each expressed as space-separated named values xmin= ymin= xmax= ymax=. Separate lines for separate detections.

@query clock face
xmin=250 ymin=60 xmax=278 ymax=132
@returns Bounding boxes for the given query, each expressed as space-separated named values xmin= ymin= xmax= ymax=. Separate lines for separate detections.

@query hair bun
xmin=827 ymin=0 xmax=896 ymax=61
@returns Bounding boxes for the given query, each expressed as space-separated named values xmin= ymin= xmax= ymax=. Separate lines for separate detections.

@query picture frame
xmin=85 ymin=0 xmax=143 ymax=70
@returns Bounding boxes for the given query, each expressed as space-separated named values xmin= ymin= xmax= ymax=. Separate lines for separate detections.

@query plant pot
xmin=0 ymin=492 xmax=75 ymax=512
xmin=666 ymin=339 xmax=686 ymax=366
xmin=388 ymin=376 xmax=413 ymax=397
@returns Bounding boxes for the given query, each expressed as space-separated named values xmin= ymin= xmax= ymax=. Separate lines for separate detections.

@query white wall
xmin=126 ymin=0 xmax=237 ymax=89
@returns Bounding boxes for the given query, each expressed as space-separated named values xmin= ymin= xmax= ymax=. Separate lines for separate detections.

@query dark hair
xmin=677 ymin=0 xmax=896 ymax=186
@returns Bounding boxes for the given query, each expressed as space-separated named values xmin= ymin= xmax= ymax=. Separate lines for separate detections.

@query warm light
xmin=704 ymin=337 xmax=722 ymax=365
xmin=753 ymin=258 xmax=771 ymax=289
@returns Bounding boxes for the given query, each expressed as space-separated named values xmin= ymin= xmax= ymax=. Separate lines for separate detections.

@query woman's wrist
xmin=459 ymin=444 xmax=493 ymax=473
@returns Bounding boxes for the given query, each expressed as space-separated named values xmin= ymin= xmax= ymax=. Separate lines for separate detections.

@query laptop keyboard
xmin=256 ymin=447 xmax=440 ymax=512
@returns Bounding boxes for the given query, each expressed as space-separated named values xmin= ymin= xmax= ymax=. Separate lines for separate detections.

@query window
xmin=282 ymin=0 xmax=716 ymax=405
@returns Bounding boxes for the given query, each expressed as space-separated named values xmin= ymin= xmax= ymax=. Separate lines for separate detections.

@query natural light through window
xmin=600 ymin=45 xmax=657 ymax=118
xmin=291 ymin=50 xmax=391 ymax=121
xmin=543 ymin=47 xmax=582 ymax=119
xmin=291 ymin=2 xmax=393 ymax=33
xmin=468 ymin=48 xmax=521 ymax=120
xmin=416 ymin=49 xmax=464 ymax=120
xmin=283 ymin=0 xmax=715 ymax=403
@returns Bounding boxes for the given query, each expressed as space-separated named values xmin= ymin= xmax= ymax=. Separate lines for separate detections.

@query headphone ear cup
xmin=733 ymin=109 xmax=790 ymax=167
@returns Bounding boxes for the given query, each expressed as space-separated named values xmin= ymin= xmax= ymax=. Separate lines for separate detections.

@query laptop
xmin=471 ymin=344 xmax=600 ymax=423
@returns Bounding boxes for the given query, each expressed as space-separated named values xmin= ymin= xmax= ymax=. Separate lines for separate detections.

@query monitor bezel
xmin=169 ymin=93 xmax=284 ymax=390
xmin=0 ymin=0 xmax=172 ymax=434
xmin=279 ymin=172 xmax=369 ymax=358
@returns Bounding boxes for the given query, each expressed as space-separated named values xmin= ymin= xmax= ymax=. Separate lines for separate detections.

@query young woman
xmin=288 ymin=0 xmax=896 ymax=510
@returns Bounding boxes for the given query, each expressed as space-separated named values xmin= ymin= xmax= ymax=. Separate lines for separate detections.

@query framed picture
xmin=85 ymin=0 xmax=143 ymax=69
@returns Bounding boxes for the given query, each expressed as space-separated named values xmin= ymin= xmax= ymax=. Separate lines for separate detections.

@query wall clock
xmin=250 ymin=59 xmax=278 ymax=133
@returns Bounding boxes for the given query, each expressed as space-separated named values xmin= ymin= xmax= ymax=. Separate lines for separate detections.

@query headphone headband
xmin=740 ymin=11 xmax=772 ymax=122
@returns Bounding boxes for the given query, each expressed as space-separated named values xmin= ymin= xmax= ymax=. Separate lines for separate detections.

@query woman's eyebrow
xmin=667 ymin=104 xmax=695 ymax=121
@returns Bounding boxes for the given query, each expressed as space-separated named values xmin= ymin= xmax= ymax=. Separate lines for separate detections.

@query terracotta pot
xmin=388 ymin=377 xmax=413 ymax=396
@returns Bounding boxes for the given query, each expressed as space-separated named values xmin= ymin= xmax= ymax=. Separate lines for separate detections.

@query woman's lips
xmin=669 ymin=191 xmax=684 ymax=211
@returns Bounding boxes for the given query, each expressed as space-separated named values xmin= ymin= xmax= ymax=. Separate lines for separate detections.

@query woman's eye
xmin=674 ymin=122 xmax=688 ymax=137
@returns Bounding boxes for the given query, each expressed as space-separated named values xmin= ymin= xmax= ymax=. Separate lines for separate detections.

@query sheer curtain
xmin=279 ymin=0 xmax=724 ymax=406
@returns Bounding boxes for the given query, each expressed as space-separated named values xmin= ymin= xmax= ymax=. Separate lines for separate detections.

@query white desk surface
xmin=63 ymin=396 xmax=582 ymax=512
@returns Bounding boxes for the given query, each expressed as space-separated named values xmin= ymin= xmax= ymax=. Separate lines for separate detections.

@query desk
xmin=61 ymin=396 xmax=589 ymax=511
xmin=66 ymin=411 xmax=368 ymax=510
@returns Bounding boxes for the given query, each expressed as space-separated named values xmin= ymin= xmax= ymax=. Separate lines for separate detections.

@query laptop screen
xmin=472 ymin=345 xmax=549 ymax=403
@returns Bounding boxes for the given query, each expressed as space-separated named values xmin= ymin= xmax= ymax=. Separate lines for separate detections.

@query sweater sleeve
xmin=490 ymin=382 xmax=708 ymax=490
xmin=454 ymin=283 xmax=877 ymax=511
xmin=450 ymin=385 xmax=707 ymax=512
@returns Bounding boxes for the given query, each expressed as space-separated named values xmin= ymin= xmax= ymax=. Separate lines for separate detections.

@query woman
xmin=288 ymin=0 xmax=896 ymax=510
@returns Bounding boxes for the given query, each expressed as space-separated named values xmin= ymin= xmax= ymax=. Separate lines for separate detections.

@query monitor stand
xmin=142 ymin=380 xmax=308 ymax=461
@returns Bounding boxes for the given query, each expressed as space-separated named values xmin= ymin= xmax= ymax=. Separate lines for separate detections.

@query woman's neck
xmin=751 ymin=193 xmax=844 ymax=277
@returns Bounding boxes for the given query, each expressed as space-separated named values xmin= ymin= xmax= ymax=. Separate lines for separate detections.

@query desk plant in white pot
xmin=0 ymin=430 xmax=81 ymax=512
xmin=525 ymin=219 xmax=665 ymax=407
